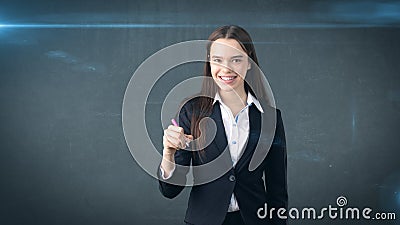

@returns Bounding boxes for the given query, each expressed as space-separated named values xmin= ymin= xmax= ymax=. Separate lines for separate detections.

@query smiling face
xmin=209 ymin=38 xmax=251 ymax=94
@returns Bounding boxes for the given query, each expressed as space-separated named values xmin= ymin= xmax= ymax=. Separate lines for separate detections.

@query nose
xmin=220 ymin=62 xmax=233 ymax=73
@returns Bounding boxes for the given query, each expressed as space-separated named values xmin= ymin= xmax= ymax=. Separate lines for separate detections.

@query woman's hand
xmin=163 ymin=125 xmax=193 ymax=155
xmin=161 ymin=125 xmax=193 ymax=178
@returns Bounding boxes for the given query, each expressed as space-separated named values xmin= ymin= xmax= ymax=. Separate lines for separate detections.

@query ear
xmin=247 ymin=63 xmax=251 ymax=70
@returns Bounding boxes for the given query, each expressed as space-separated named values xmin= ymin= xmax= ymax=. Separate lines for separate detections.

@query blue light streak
xmin=0 ymin=23 xmax=399 ymax=29
xmin=0 ymin=23 xmax=184 ymax=29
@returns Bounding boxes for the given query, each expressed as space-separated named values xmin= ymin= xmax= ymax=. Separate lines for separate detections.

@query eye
xmin=232 ymin=59 xmax=242 ymax=63
xmin=212 ymin=59 xmax=222 ymax=63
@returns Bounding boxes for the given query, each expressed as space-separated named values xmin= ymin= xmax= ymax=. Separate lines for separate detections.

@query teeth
xmin=220 ymin=76 xmax=235 ymax=81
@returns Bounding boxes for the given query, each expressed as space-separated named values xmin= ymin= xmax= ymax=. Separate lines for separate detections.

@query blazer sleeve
xmin=264 ymin=109 xmax=288 ymax=224
xmin=158 ymin=101 xmax=193 ymax=199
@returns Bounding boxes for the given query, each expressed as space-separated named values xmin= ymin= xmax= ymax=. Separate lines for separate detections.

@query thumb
xmin=185 ymin=134 xmax=193 ymax=141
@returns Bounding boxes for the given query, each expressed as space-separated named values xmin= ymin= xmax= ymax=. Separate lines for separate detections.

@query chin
xmin=217 ymin=83 xmax=243 ymax=93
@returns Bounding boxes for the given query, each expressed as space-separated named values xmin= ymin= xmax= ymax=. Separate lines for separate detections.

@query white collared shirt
xmin=161 ymin=92 xmax=264 ymax=212
xmin=213 ymin=92 xmax=264 ymax=212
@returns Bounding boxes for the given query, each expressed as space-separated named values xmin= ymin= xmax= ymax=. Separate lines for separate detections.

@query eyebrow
xmin=211 ymin=55 xmax=244 ymax=59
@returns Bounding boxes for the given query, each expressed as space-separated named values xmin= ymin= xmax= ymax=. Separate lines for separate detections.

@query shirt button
xmin=232 ymin=141 xmax=237 ymax=144
xmin=229 ymin=175 xmax=236 ymax=182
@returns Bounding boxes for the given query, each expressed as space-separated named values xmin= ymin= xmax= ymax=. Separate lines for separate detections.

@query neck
xmin=218 ymin=87 xmax=247 ymax=106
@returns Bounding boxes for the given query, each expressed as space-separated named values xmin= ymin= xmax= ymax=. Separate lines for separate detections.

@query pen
xmin=171 ymin=119 xmax=179 ymax=127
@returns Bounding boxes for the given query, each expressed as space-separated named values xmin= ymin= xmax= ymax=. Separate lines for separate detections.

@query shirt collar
xmin=213 ymin=91 xmax=264 ymax=113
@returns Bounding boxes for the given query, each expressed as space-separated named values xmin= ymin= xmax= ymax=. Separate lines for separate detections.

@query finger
xmin=179 ymin=135 xmax=186 ymax=148
xmin=166 ymin=134 xmax=183 ymax=149
xmin=175 ymin=134 xmax=187 ymax=149
xmin=168 ymin=125 xmax=184 ymax=133
xmin=163 ymin=137 xmax=179 ymax=150
xmin=166 ymin=128 xmax=188 ymax=142
xmin=164 ymin=137 xmax=180 ymax=150
xmin=164 ymin=128 xmax=185 ymax=148
xmin=185 ymin=134 xmax=193 ymax=141
xmin=165 ymin=129 xmax=183 ymax=140
xmin=163 ymin=135 xmax=179 ymax=150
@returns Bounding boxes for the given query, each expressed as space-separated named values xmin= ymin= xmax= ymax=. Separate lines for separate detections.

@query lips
xmin=218 ymin=75 xmax=237 ymax=84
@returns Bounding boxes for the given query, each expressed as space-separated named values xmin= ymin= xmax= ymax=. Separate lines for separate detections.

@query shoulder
xmin=261 ymin=104 xmax=283 ymax=119
xmin=256 ymin=98 xmax=283 ymax=118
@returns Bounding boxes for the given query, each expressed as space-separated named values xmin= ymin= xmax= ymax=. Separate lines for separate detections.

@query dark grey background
xmin=0 ymin=0 xmax=399 ymax=224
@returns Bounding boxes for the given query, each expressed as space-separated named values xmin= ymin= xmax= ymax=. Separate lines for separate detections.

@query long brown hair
xmin=189 ymin=25 xmax=270 ymax=160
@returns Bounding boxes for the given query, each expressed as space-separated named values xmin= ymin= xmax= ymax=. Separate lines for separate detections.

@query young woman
xmin=158 ymin=25 xmax=288 ymax=225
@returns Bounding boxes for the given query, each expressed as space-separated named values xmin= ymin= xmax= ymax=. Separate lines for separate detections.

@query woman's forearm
xmin=160 ymin=150 xmax=176 ymax=178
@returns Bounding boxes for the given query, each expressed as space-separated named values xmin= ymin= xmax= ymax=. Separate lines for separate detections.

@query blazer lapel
xmin=209 ymin=103 xmax=229 ymax=155
xmin=235 ymin=104 xmax=262 ymax=172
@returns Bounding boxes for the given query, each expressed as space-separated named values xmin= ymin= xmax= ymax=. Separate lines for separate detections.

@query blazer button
xmin=229 ymin=175 xmax=236 ymax=182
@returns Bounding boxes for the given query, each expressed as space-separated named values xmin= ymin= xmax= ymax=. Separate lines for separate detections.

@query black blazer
xmin=158 ymin=98 xmax=288 ymax=225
